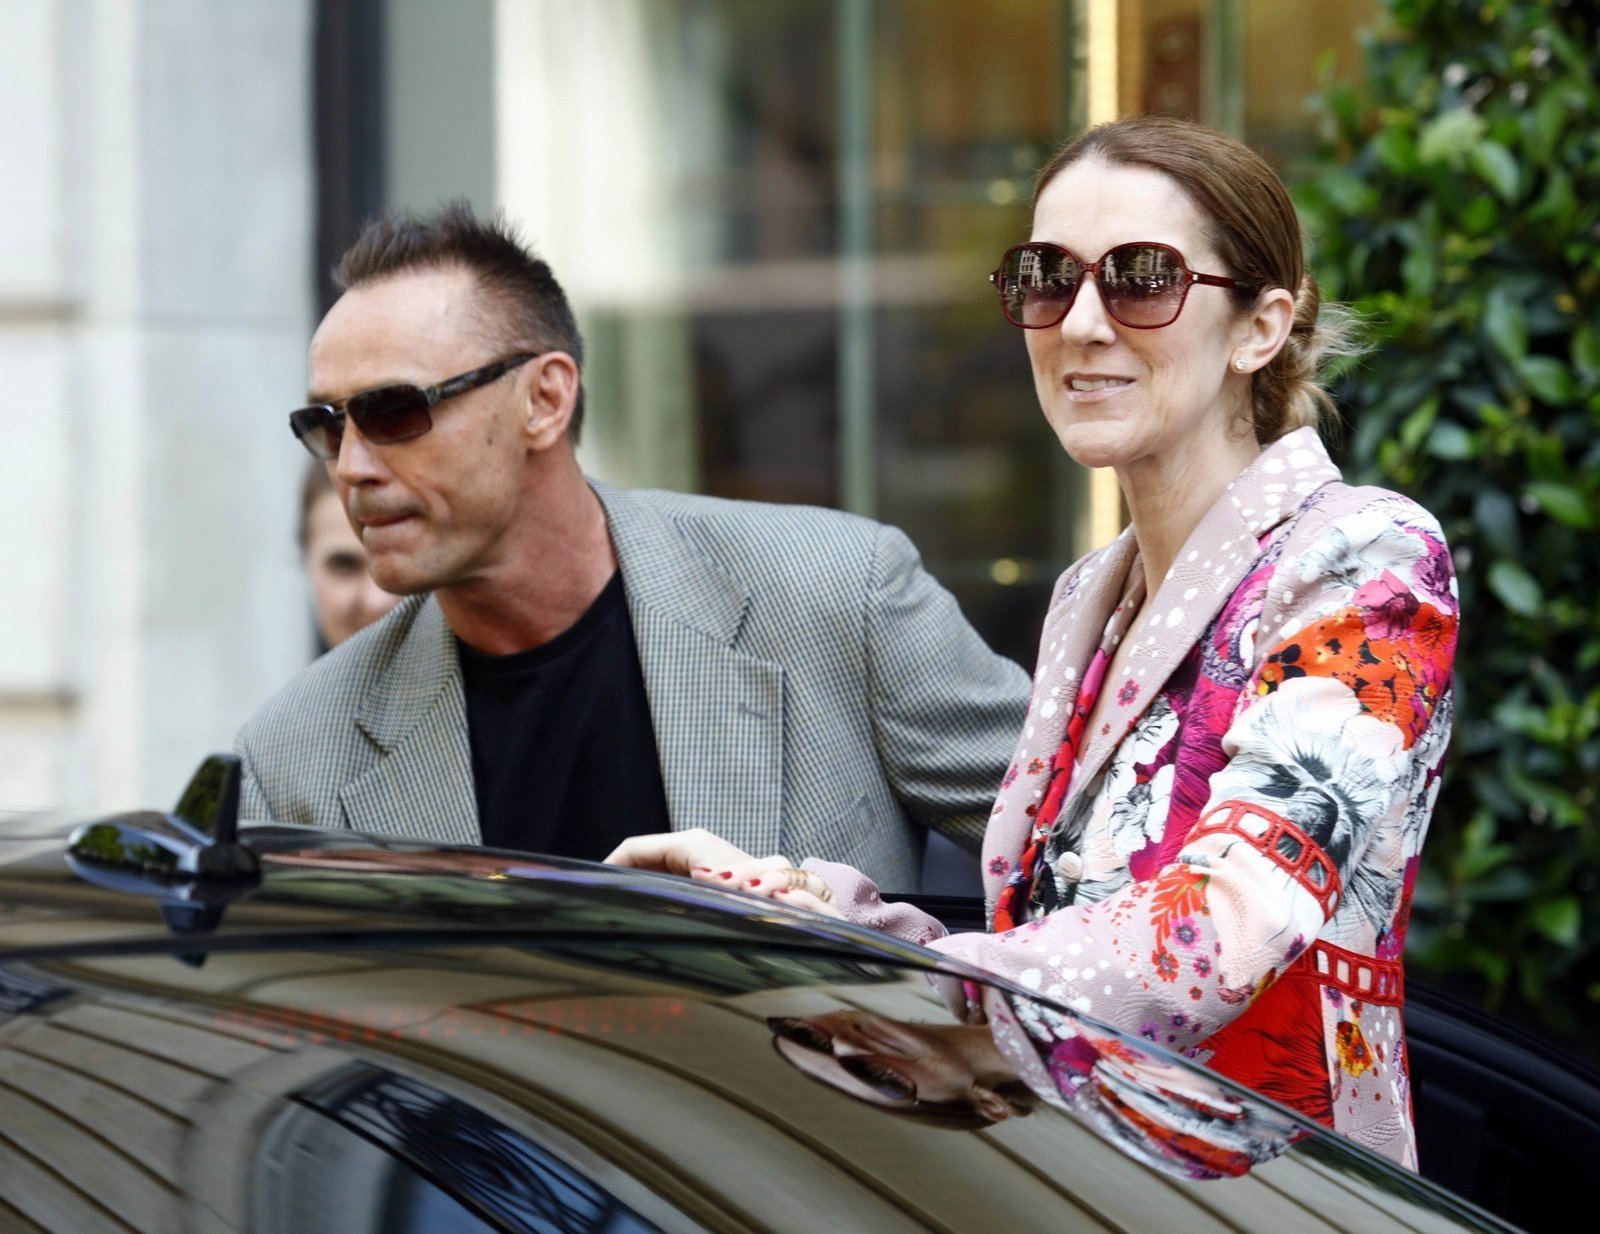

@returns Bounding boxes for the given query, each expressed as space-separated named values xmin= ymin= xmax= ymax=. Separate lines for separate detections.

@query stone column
xmin=0 ymin=0 xmax=315 ymax=811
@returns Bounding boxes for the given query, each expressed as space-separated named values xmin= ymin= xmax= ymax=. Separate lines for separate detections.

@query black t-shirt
xmin=458 ymin=572 xmax=671 ymax=860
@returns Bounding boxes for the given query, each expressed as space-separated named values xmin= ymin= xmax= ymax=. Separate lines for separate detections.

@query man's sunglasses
xmin=289 ymin=352 xmax=541 ymax=461
xmin=766 ymin=1016 xmax=917 ymax=1102
xmin=989 ymin=241 xmax=1259 ymax=330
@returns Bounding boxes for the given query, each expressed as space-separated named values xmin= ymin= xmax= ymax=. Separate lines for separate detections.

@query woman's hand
xmin=702 ymin=856 xmax=845 ymax=919
xmin=604 ymin=828 xmax=767 ymax=877
xmin=604 ymin=831 xmax=843 ymax=918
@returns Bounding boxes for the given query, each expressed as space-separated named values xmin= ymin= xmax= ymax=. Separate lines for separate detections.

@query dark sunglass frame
xmin=988 ymin=241 xmax=1258 ymax=330
xmin=766 ymin=1017 xmax=918 ymax=1102
xmin=289 ymin=352 xmax=542 ymax=460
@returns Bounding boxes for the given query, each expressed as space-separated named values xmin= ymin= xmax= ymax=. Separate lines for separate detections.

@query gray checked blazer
xmin=236 ymin=481 xmax=1030 ymax=891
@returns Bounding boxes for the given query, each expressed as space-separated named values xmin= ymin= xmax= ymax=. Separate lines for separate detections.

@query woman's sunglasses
xmin=766 ymin=1016 xmax=917 ymax=1102
xmin=989 ymin=241 xmax=1259 ymax=330
xmin=289 ymin=352 xmax=541 ymax=461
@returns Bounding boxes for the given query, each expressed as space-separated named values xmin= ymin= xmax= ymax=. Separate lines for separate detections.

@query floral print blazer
xmin=810 ymin=428 xmax=1458 ymax=1168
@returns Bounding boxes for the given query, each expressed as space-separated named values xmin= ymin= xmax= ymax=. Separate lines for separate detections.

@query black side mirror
xmin=65 ymin=755 xmax=263 ymax=964
xmin=67 ymin=754 xmax=259 ymax=882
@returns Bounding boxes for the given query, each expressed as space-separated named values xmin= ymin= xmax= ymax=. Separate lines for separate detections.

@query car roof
xmin=0 ymin=812 xmax=1511 ymax=1233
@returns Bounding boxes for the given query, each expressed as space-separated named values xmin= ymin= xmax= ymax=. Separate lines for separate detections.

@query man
xmin=237 ymin=203 xmax=1028 ymax=891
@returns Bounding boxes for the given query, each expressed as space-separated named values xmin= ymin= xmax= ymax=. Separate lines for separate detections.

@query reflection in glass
xmin=765 ymin=986 xmax=1305 ymax=1180
xmin=256 ymin=1064 xmax=662 ymax=1234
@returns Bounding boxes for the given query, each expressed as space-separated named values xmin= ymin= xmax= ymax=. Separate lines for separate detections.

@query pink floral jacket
xmin=808 ymin=428 xmax=1458 ymax=1168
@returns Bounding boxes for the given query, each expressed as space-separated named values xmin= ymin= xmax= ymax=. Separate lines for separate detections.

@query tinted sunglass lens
xmin=290 ymin=407 xmax=341 ymax=460
xmin=348 ymin=385 xmax=432 ymax=445
xmin=1101 ymin=244 xmax=1187 ymax=326
xmin=1000 ymin=246 xmax=1081 ymax=327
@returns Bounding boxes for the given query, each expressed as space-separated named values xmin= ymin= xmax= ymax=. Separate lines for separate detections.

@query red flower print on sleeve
xmin=1335 ymin=1019 xmax=1375 ymax=1077
xmin=1149 ymin=865 xmax=1211 ymax=955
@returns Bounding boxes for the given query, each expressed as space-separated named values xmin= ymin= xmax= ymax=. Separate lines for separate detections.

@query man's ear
xmin=522 ymin=352 xmax=580 ymax=450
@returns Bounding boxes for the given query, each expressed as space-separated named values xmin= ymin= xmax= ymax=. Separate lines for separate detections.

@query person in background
xmin=610 ymin=115 xmax=1459 ymax=1170
xmin=299 ymin=461 xmax=400 ymax=652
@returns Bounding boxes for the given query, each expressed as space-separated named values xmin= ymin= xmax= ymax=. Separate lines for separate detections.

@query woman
xmin=300 ymin=461 xmax=400 ymax=652
xmin=610 ymin=115 xmax=1457 ymax=1169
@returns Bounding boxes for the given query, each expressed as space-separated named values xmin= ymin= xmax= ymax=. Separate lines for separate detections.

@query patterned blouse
xmin=810 ymin=428 xmax=1458 ymax=1168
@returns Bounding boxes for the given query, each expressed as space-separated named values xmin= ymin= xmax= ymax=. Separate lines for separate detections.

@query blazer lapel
xmin=982 ymin=531 xmax=1139 ymax=897
xmin=1071 ymin=428 xmax=1344 ymax=789
xmin=593 ymin=482 xmax=787 ymax=857
xmin=341 ymin=597 xmax=480 ymax=844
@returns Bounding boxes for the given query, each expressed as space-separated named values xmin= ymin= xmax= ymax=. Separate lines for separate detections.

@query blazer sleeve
xmin=925 ymin=495 xmax=1458 ymax=1044
xmin=862 ymin=523 xmax=1031 ymax=853
xmin=235 ymin=737 xmax=275 ymax=823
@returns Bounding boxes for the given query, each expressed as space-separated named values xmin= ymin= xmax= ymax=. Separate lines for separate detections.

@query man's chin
xmin=366 ymin=562 xmax=435 ymax=597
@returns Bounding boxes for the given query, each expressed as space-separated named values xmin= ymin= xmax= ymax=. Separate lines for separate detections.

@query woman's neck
xmin=1117 ymin=429 xmax=1261 ymax=598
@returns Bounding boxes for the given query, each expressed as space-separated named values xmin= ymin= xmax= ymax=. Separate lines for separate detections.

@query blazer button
xmin=1055 ymin=851 xmax=1085 ymax=883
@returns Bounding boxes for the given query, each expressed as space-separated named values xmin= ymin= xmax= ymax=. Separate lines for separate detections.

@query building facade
xmin=0 ymin=0 xmax=1374 ymax=812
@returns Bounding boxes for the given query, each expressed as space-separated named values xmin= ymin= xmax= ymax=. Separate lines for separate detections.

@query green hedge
xmin=1295 ymin=0 xmax=1600 ymax=1044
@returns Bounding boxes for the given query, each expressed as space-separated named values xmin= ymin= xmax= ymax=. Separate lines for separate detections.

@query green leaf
xmin=1462 ymin=810 xmax=1497 ymax=852
xmin=1457 ymin=842 xmax=1519 ymax=883
xmin=1458 ymin=866 xmax=1537 ymax=901
xmin=1471 ymin=769 xmax=1524 ymax=821
xmin=1571 ymin=326 xmax=1600 ymax=383
xmin=1532 ymin=896 xmax=1581 ymax=948
xmin=1527 ymin=90 xmax=1568 ymax=163
xmin=1426 ymin=421 xmax=1473 ymax=460
xmin=1373 ymin=126 xmax=1418 ymax=174
xmin=1492 ymin=699 xmax=1553 ymax=739
xmin=1504 ymin=766 xmax=1588 ymax=828
xmin=1474 ymin=489 xmax=1519 ymax=557
xmin=1471 ymin=141 xmax=1520 ymax=201
xmin=1399 ymin=396 xmax=1439 ymax=451
xmin=1458 ymin=195 xmax=1499 ymax=236
xmin=1521 ymin=356 xmax=1577 ymax=405
xmin=1418 ymin=108 xmax=1484 ymax=166
xmin=1483 ymin=289 xmax=1529 ymax=364
xmin=1401 ymin=242 xmax=1436 ymax=298
xmin=1525 ymin=480 xmax=1595 ymax=529
xmin=1528 ymin=168 xmax=1577 ymax=227
xmin=1320 ymin=169 xmax=1377 ymax=216
xmin=1488 ymin=559 xmax=1542 ymax=617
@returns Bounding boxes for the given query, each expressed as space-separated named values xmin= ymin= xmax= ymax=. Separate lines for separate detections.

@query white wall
xmin=0 ymin=0 xmax=315 ymax=812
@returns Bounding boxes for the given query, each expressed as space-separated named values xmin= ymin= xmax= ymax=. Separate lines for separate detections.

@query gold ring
xmin=775 ymin=867 xmax=833 ymax=903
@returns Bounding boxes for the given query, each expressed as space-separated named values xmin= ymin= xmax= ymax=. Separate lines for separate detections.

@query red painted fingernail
xmin=748 ymin=879 xmax=761 ymax=887
xmin=717 ymin=870 xmax=732 ymax=879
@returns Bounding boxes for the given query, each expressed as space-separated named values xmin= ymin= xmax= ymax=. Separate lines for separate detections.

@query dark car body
xmin=0 ymin=762 xmax=1526 ymax=1233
